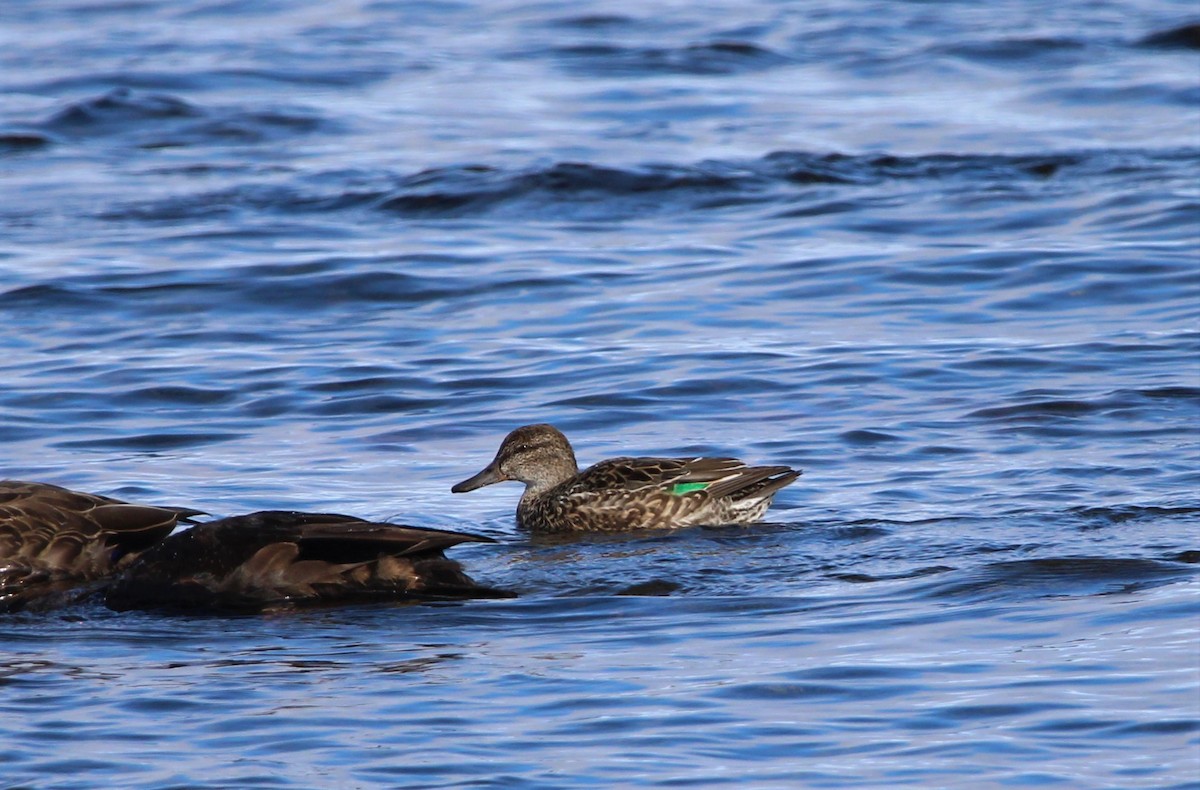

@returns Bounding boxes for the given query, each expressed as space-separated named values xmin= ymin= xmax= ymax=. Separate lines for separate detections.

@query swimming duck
xmin=0 ymin=480 xmax=202 ymax=612
xmin=105 ymin=510 xmax=513 ymax=612
xmin=451 ymin=424 xmax=801 ymax=532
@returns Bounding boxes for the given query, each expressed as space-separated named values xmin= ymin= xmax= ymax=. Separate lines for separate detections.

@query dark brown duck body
xmin=105 ymin=510 xmax=513 ymax=612
xmin=0 ymin=480 xmax=201 ymax=612
xmin=452 ymin=424 xmax=801 ymax=532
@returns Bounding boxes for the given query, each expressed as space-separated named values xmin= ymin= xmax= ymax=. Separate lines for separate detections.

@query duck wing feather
xmin=571 ymin=457 xmax=799 ymax=499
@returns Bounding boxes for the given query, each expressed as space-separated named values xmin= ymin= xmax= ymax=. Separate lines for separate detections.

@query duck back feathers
xmin=524 ymin=456 xmax=801 ymax=532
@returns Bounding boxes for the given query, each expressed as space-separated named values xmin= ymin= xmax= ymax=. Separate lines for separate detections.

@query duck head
xmin=452 ymin=424 xmax=579 ymax=496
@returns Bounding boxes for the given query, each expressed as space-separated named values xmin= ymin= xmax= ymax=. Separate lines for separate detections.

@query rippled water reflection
xmin=1 ymin=0 xmax=1198 ymax=787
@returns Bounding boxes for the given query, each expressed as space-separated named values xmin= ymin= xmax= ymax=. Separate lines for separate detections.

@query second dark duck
xmin=107 ymin=510 xmax=513 ymax=613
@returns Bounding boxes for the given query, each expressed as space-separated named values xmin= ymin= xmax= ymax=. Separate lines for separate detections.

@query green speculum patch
xmin=670 ymin=482 xmax=709 ymax=495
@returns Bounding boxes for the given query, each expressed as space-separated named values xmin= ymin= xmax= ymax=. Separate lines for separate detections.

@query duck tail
xmin=706 ymin=466 xmax=802 ymax=502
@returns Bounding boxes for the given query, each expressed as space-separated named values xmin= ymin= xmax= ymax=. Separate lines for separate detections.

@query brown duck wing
xmin=90 ymin=504 xmax=205 ymax=550
xmin=0 ymin=482 xmax=116 ymax=570
xmin=293 ymin=520 xmax=495 ymax=557
xmin=106 ymin=511 xmax=511 ymax=612
xmin=573 ymin=457 xmax=796 ymax=498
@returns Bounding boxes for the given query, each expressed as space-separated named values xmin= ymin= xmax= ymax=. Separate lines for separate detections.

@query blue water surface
xmin=1 ymin=0 xmax=1198 ymax=787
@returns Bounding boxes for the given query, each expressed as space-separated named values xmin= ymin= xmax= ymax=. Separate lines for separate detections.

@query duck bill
xmin=451 ymin=462 xmax=508 ymax=493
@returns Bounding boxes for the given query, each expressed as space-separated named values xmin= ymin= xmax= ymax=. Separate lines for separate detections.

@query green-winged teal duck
xmin=0 ymin=480 xmax=202 ymax=612
xmin=452 ymin=424 xmax=801 ymax=532
xmin=105 ymin=510 xmax=513 ymax=612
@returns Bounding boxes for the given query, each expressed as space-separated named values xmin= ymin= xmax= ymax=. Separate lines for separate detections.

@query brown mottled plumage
xmin=452 ymin=424 xmax=801 ymax=532
xmin=0 ymin=480 xmax=202 ymax=612
xmin=105 ymin=510 xmax=514 ymax=612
